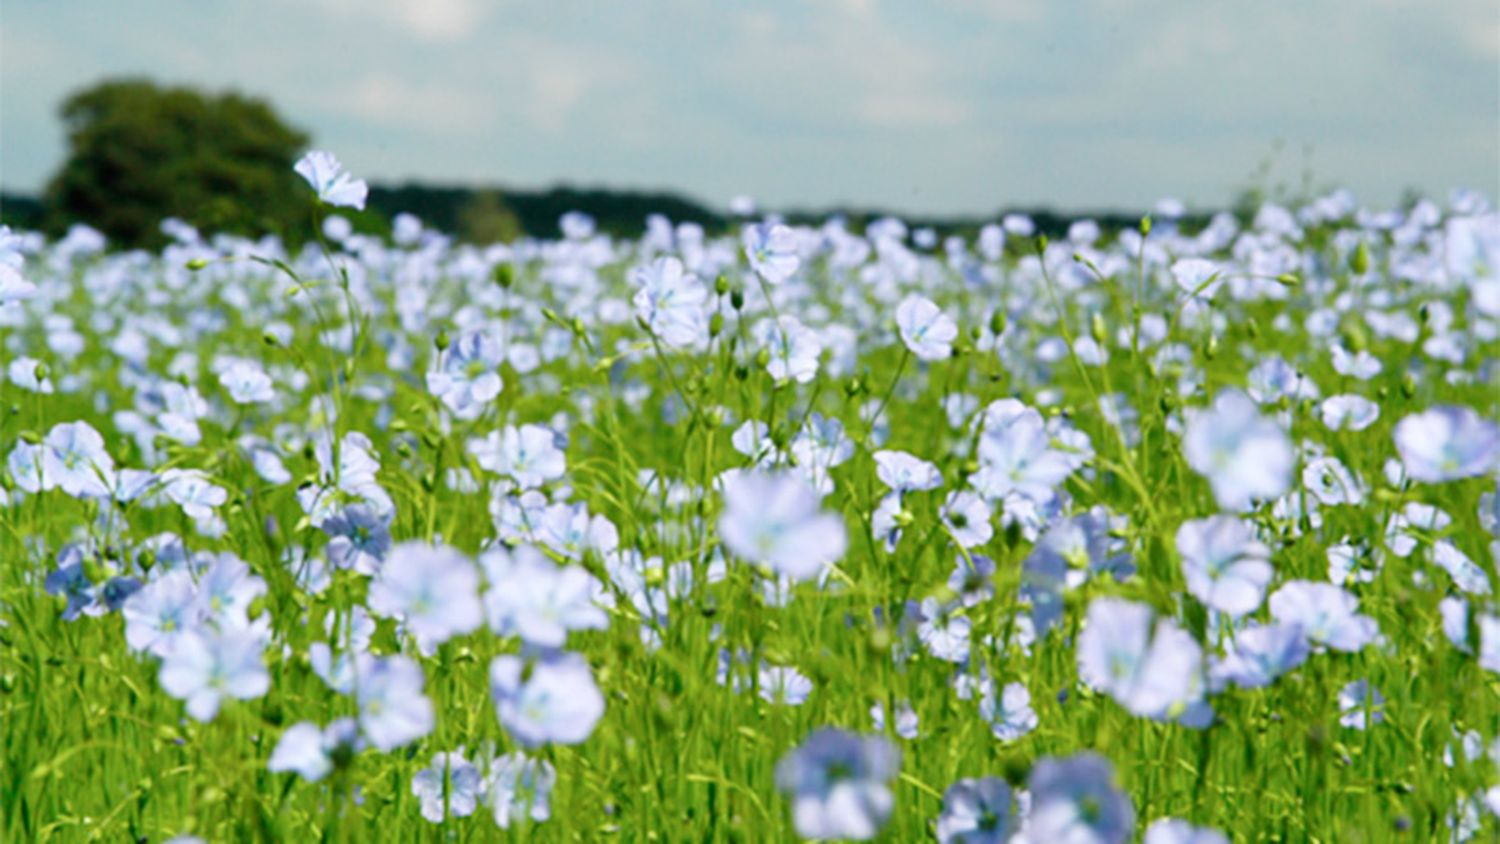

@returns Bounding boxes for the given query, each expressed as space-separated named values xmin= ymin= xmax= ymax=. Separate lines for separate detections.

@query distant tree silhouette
xmin=44 ymin=79 xmax=311 ymax=246
xmin=456 ymin=190 xmax=523 ymax=244
xmin=367 ymin=183 xmax=727 ymax=240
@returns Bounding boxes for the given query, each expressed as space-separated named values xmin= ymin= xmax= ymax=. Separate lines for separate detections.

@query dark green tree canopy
xmin=44 ymin=79 xmax=312 ymax=247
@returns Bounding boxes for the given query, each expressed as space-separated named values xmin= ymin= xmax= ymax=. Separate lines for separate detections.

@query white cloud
xmin=339 ymin=74 xmax=492 ymax=132
xmin=814 ymin=0 xmax=877 ymax=19
xmin=304 ymin=0 xmax=488 ymax=43
xmin=938 ymin=0 xmax=1046 ymax=23
xmin=718 ymin=3 xmax=973 ymax=130
xmin=514 ymin=45 xmax=595 ymax=133
xmin=1461 ymin=10 xmax=1499 ymax=58
xmin=739 ymin=10 xmax=778 ymax=38
xmin=855 ymin=91 xmax=971 ymax=129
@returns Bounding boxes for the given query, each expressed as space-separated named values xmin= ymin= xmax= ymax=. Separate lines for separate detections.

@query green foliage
xmin=43 ymin=79 xmax=311 ymax=247
xmin=0 ymin=193 xmax=46 ymax=231
xmin=456 ymin=190 xmax=523 ymax=244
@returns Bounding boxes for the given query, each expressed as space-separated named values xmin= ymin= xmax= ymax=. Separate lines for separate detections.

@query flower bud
xmin=492 ymin=262 xmax=514 ymax=288
xmin=1349 ymin=240 xmax=1370 ymax=276
xmin=1341 ymin=322 xmax=1369 ymax=353
xmin=989 ymin=309 xmax=1007 ymax=336
xmin=770 ymin=425 xmax=790 ymax=449
xmin=643 ymin=563 xmax=667 ymax=588
xmin=83 ymin=557 xmax=108 ymax=586
xmin=1003 ymin=520 xmax=1023 ymax=548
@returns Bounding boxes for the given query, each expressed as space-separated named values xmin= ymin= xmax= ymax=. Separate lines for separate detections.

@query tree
xmin=455 ymin=190 xmax=523 ymax=244
xmin=44 ymin=79 xmax=311 ymax=247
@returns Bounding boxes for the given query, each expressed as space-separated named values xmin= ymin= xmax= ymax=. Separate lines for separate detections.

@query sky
xmin=2 ymin=0 xmax=1497 ymax=216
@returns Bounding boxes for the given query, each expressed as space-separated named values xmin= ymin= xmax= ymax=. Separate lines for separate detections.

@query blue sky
xmin=3 ymin=0 xmax=1497 ymax=215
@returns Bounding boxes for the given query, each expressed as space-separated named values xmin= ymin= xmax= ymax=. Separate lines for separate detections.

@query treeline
xmin=3 ymin=77 xmax=1191 ymax=247
xmin=0 ymin=195 xmax=45 ymax=232
xmin=4 ymin=182 xmax=1178 ymax=245
xmin=368 ymin=185 xmax=1173 ymax=241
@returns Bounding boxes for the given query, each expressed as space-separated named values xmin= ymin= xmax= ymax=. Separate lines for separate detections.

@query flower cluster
xmin=2 ymin=162 xmax=1498 ymax=840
